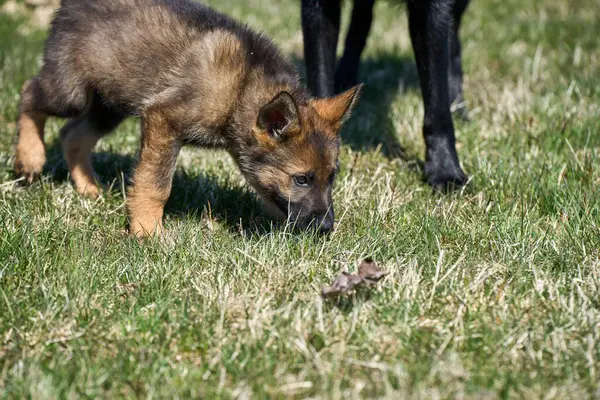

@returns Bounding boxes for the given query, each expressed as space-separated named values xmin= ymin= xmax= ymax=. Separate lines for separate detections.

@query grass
xmin=1 ymin=0 xmax=599 ymax=398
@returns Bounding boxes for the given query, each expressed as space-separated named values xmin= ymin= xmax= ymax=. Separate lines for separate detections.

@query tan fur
xmin=14 ymin=80 xmax=47 ymax=182
xmin=191 ymin=31 xmax=246 ymax=127
xmin=309 ymin=85 xmax=363 ymax=131
xmin=127 ymin=111 xmax=181 ymax=237
xmin=60 ymin=118 xmax=102 ymax=198
xmin=151 ymin=30 xmax=248 ymax=133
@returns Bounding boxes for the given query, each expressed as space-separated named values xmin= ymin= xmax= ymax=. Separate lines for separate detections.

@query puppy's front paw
xmin=14 ymin=146 xmax=46 ymax=184
xmin=129 ymin=218 xmax=164 ymax=238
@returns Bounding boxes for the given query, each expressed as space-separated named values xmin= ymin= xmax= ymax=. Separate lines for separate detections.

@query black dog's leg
xmin=449 ymin=0 xmax=470 ymax=118
xmin=301 ymin=0 xmax=341 ymax=97
xmin=408 ymin=0 xmax=467 ymax=190
xmin=335 ymin=0 xmax=375 ymax=93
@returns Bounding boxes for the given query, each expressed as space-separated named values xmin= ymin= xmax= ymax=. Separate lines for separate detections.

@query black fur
xmin=301 ymin=0 xmax=471 ymax=190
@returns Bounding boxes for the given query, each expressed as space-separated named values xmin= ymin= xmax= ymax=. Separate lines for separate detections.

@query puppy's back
xmin=45 ymin=0 xmax=297 ymax=118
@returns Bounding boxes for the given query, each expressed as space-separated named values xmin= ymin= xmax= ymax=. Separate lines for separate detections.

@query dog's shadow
xmin=43 ymin=142 xmax=275 ymax=236
xmin=294 ymin=52 xmax=425 ymax=171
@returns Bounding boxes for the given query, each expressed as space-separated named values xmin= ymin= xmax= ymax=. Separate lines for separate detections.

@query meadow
xmin=1 ymin=0 xmax=599 ymax=397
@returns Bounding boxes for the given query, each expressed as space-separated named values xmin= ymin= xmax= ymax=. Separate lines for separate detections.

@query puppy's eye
xmin=293 ymin=175 xmax=309 ymax=187
xmin=328 ymin=171 xmax=336 ymax=184
xmin=329 ymin=161 xmax=340 ymax=184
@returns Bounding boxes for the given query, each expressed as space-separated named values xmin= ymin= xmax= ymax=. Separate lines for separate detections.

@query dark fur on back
xmin=43 ymin=0 xmax=298 ymax=118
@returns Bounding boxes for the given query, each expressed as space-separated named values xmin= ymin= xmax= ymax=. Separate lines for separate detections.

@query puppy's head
xmin=240 ymin=85 xmax=362 ymax=234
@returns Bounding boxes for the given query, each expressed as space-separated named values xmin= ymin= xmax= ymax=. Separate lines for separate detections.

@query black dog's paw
xmin=426 ymin=167 xmax=468 ymax=192
xmin=424 ymin=149 xmax=468 ymax=192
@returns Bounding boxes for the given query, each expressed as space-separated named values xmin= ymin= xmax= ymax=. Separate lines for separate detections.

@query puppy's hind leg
xmin=15 ymin=63 xmax=89 ymax=183
xmin=14 ymin=78 xmax=48 ymax=183
xmin=60 ymin=95 xmax=125 ymax=198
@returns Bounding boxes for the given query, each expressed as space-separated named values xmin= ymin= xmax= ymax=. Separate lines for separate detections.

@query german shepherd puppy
xmin=13 ymin=0 xmax=362 ymax=237
xmin=301 ymin=0 xmax=470 ymax=190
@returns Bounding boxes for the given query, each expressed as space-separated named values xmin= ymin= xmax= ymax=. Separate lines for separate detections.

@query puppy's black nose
xmin=320 ymin=218 xmax=334 ymax=234
xmin=318 ymin=210 xmax=335 ymax=234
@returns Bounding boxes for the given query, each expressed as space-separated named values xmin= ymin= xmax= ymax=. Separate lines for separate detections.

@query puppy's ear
xmin=310 ymin=84 xmax=363 ymax=130
xmin=256 ymin=91 xmax=300 ymax=139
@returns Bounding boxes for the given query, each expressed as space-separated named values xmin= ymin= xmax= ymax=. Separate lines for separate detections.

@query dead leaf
xmin=321 ymin=258 xmax=388 ymax=298
xmin=321 ymin=272 xmax=362 ymax=296
xmin=358 ymin=257 xmax=389 ymax=283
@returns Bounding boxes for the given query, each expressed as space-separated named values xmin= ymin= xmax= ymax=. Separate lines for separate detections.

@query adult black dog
xmin=301 ymin=0 xmax=470 ymax=190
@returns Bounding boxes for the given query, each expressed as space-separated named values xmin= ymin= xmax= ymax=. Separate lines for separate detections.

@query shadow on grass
xmin=41 ymin=140 xmax=276 ymax=236
xmin=322 ymin=291 xmax=376 ymax=314
xmin=292 ymin=52 xmax=425 ymax=173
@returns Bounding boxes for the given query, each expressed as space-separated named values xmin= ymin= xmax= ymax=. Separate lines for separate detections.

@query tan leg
xmin=60 ymin=118 xmax=103 ymax=198
xmin=14 ymin=79 xmax=48 ymax=182
xmin=128 ymin=112 xmax=181 ymax=238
